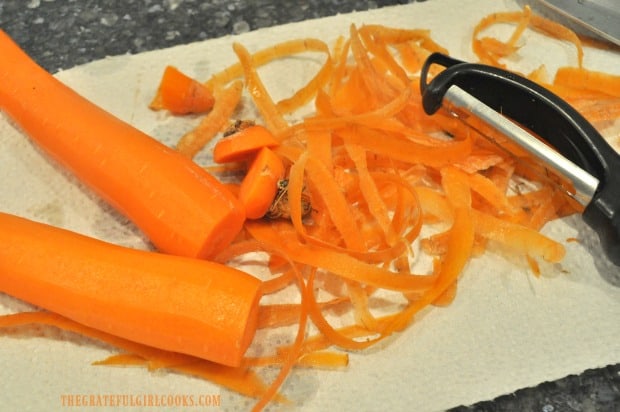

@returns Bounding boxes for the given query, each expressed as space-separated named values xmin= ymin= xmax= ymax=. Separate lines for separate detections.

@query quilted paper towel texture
xmin=1 ymin=0 xmax=619 ymax=411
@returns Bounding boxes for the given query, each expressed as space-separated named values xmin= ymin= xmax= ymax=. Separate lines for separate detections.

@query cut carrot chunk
xmin=239 ymin=147 xmax=286 ymax=219
xmin=149 ymin=65 xmax=215 ymax=114
xmin=214 ymin=125 xmax=280 ymax=163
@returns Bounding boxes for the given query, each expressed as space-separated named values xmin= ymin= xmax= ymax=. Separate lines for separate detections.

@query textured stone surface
xmin=1 ymin=1 xmax=618 ymax=411
xmin=1 ymin=0 xmax=418 ymax=72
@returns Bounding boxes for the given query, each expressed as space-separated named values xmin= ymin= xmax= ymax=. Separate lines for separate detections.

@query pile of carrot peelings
xmin=3 ymin=6 xmax=620 ymax=411
xmin=471 ymin=6 xmax=620 ymax=132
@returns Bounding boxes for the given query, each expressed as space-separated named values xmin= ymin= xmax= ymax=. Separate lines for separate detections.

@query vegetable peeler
xmin=419 ymin=52 xmax=620 ymax=266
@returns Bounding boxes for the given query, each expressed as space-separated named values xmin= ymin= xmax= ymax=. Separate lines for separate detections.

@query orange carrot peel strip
xmin=176 ymin=80 xmax=244 ymax=158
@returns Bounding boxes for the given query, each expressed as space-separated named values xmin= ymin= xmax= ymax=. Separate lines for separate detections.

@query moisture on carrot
xmin=149 ymin=65 xmax=215 ymax=114
xmin=0 ymin=30 xmax=245 ymax=259
xmin=0 ymin=212 xmax=262 ymax=367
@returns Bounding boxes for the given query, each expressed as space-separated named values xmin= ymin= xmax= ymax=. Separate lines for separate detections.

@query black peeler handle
xmin=419 ymin=52 xmax=620 ymax=266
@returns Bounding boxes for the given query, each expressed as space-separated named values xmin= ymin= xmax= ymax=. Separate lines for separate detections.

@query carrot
xmin=472 ymin=210 xmax=565 ymax=262
xmin=245 ymin=221 xmax=436 ymax=292
xmin=0 ymin=211 xmax=262 ymax=367
xmin=0 ymin=312 xmax=284 ymax=400
xmin=204 ymin=38 xmax=332 ymax=115
xmin=178 ymin=18 xmax=618 ymax=411
xmin=257 ymin=298 xmax=347 ymax=329
xmin=176 ymin=80 xmax=244 ymax=158
xmin=6 ymin=15 xmax=614 ymax=410
xmin=0 ymin=30 xmax=245 ymax=259
xmin=149 ymin=65 xmax=215 ymax=114
xmin=213 ymin=125 xmax=280 ymax=163
xmin=239 ymin=147 xmax=286 ymax=219
xmin=0 ymin=311 xmax=196 ymax=369
xmin=232 ymin=42 xmax=289 ymax=134
xmin=245 ymin=351 xmax=349 ymax=370
xmin=297 ymin=351 xmax=349 ymax=369
xmin=554 ymin=66 xmax=620 ymax=97
xmin=472 ymin=6 xmax=583 ymax=69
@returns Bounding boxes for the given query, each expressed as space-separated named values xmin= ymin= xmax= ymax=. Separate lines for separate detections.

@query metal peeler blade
xmin=518 ymin=0 xmax=620 ymax=47
xmin=420 ymin=52 xmax=620 ymax=266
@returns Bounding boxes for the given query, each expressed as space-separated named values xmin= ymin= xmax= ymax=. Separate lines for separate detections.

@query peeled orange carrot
xmin=0 ymin=30 xmax=244 ymax=259
xmin=0 ymin=211 xmax=262 ymax=367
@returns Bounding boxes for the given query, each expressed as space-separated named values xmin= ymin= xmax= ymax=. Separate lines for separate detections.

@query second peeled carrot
xmin=0 ymin=30 xmax=244 ymax=259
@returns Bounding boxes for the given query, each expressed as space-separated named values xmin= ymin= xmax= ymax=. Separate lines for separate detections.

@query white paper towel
xmin=1 ymin=0 xmax=620 ymax=411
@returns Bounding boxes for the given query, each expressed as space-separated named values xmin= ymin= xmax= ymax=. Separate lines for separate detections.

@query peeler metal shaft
xmin=443 ymin=85 xmax=600 ymax=207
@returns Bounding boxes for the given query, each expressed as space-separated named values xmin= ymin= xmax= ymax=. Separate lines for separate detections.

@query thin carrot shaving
xmin=276 ymin=46 xmax=333 ymax=114
xmin=249 ymin=257 xmax=308 ymax=412
xmin=344 ymin=140 xmax=397 ymax=245
xmin=304 ymin=269 xmax=386 ymax=350
xmin=259 ymin=268 xmax=296 ymax=295
xmin=472 ymin=6 xmax=583 ymax=69
xmin=176 ymin=80 xmax=243 ymax=157
xmin=346 ymin=279 xmax=379 ymax=330
xmin=570 ymin=99 xmax=620 ymax=124
xmin=0 ymin=311 xmax=191 ymax=367
xmin=243 ymin=351 xmax=348 ymax=369
xmin=527 ymin=64 xmax=549 ymax=84
xmin=296 ymin=351 xmax=349 ymax=369
xmin=505 ymin=5 xmax=532 ymax=50
xmin=0 ymin=311 xmax=278 ymax=399
xmin=472 ymin=210 xmax=565 ymax=262
xmin=358 ymin=25 xmax=410 ymax=87
xmin=301 ymin=153 xmax=368 ymax=251
xmin=257 ymin=297 xmax=347 ymax=329
xmin=173 ymin=360 xmax=289 ymax=403
xmin=205 ymin=39 xmax=331 ymax=92
xmin=554 ymin=67 xmax=620 ymax=98
xmin=232 ymin=42 xmax=289 ymax=134
xmin=93 ymin=353 xmax=150 ymax=367
xmin=245 ymin=221 xmax=437 ymax=292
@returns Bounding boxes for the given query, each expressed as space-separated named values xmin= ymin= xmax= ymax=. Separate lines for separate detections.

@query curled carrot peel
xmin=0 ymin=312 xmax=287 ymax=402
xmin=225 ymin=19 xmax=582 ymax=408
xmin=204 ymin=38 xmax=333 ymax=115
xmin=149 ymin=65 xmax=215 ymax=114
xmin=176 ymin=80 xmax=244 ymax=158
xmin=472 ymin=6 xmax=583 ymax=69
xmin=554 ymin=67 xmax=620 ymax=98
xmin=0 ymin=30 xmax=245 ymax=259
xmin=232 ymin=42 xmax=289 ymax=134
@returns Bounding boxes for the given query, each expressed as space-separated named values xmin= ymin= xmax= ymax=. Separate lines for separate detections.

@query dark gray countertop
xmin=1 ymin=1 xmax=618 ymax=411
